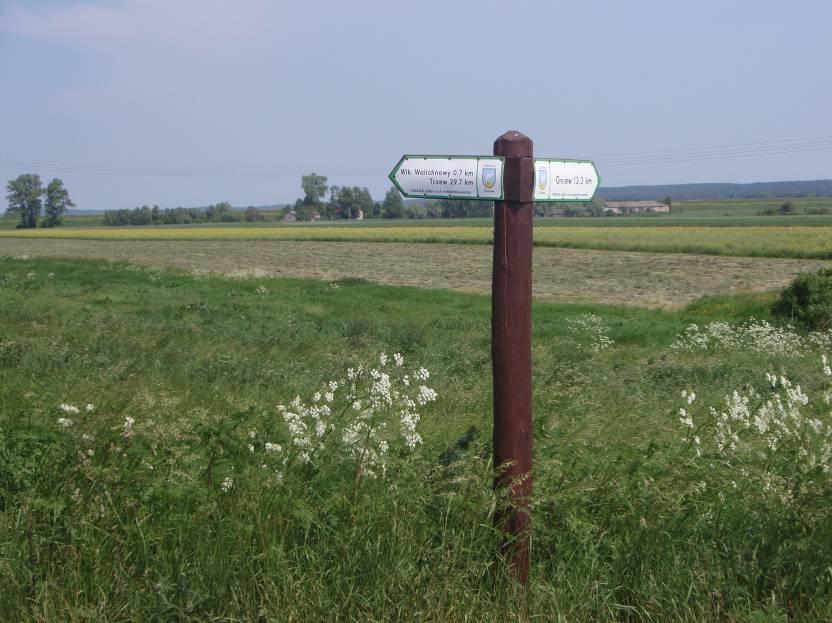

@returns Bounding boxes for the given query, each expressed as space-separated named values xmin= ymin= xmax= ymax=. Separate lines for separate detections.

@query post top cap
xmin=493 ymin=130 xmax=533 ymax=157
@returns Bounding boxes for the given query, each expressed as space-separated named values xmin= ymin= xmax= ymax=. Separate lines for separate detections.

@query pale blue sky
xmin=1 ymin=0 xmax=831 ymax=210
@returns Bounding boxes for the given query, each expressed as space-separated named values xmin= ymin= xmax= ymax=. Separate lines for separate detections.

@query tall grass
xmin=2 ymin=257 xmax=832 ymax=620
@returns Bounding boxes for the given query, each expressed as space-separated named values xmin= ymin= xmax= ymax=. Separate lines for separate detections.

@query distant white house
xmin=283 ymin=209 xmax=321 ymax=222
xmin=604 ymin=200 xmax=670 ymax=214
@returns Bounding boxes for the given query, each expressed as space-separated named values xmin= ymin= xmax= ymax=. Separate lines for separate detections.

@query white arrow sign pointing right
xmin=534 ymin=160 xmax=600 ymax=202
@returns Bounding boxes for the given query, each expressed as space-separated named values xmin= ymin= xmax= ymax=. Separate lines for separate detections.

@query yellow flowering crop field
xmin=1 ymin=224 xmax=831 ymax=259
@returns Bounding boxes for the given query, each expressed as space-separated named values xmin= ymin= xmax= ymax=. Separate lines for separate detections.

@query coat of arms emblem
xmin=538 ymin=167 xmax=548 ymax=192
xmin=481 ymin=164 xmax=497 ymax=190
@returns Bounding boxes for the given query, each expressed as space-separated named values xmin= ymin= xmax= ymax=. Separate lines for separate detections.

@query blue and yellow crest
xmin=481 ymin=165 xmax=497 ymax=189
xmin=538 ymin=167 xmax=548 ymax=192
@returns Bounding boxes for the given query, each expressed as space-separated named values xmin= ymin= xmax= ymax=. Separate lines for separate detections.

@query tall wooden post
xmin=492 ymin=130 xmax=534 ymax=582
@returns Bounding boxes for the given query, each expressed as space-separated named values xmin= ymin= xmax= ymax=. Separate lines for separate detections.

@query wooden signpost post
xmin=390 ymin=131 xmax=599 ymax=582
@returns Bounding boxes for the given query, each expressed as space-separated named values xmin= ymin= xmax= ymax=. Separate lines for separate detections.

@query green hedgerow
xmin=772 ymin=268 xmax=832 ymax=331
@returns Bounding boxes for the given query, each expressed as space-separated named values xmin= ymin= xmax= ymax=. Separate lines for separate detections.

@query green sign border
xmin=388 ymin=155 xmax=505 ymax=201
xmin=533 ymin=159 xmax=601 ymax=203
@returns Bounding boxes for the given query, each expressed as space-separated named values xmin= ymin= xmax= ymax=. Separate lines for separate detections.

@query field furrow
xmin=2 ymin=224 xmax=832 ymax=259
xmin=2 ymin=238 xmax=829 ymax=308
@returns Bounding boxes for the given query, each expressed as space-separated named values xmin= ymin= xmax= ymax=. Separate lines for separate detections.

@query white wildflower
xmin=679 ymin=407 xmax=694 ymax=429
xmin=671 ymin=319 xmax=831 ymax=355
xmin=416 ymin=385 xmax=438 ymax=406
xmin=221 ymin=477 xmax=233 ymax=492
xmin=57 ymin=417 xmax=74 ymax=428
xmin=569 ymin=314 xmax=615 ymax=351
xmin=122 ymin=416 xmax=135 ymax=439
xmin=279 ymin=356 xmax=437 ymax=479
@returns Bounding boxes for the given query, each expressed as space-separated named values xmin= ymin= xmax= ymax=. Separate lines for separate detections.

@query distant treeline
xmin=402 ymin=200 xmax=494 ymax=219
xmin=598 ymin=179 xmax=832 ymax=201
xmin=102 ymin=202 xmax=265 ymax=226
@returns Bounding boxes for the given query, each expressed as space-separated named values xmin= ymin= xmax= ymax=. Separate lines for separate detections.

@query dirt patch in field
xmin=2 ymin=238 xmax=829 ymax=308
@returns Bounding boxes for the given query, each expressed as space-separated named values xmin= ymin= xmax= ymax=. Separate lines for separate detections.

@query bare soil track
xmin=2 ymin=238 xmax=829 ymax=308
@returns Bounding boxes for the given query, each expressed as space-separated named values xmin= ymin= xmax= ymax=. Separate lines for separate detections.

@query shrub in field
xmin=773 ymin=268 xmax=832 ymax=331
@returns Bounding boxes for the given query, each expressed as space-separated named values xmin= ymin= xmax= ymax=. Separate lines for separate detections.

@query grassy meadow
xmin=3 ymin=223 xmax=832 ymax=259
xmin=2 ymin=255 xmax=832 ymax=620
xmin=2 ymin=238 xmax=829 ymax=309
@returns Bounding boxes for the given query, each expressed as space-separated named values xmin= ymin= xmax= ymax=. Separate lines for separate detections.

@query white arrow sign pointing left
xmin=389 ymin=155 xmax=505 ymax=200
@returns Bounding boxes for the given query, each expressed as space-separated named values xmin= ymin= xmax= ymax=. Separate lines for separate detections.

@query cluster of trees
xmin=388 ymin=197 xmax=494 ymax=220
xmin=758 ymin=201 xmax=832 ymax=216
xmin=102 ymin=202 xmax=266 ymax=226
xmin=289 ymin=173 xmax=382 ymax=221
xmin=5 ymin=174 xmax=74 ymax=228
xmin=290 ymin=173 xmax=497 ymax=221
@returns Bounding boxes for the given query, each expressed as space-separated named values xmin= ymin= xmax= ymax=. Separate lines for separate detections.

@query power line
xmin=592 ymin=134 xmax=832 ymax=159
xmin=598 ymin=139 xmax=832 ymax=167
xmin=1 ymin=134 xmax=831 ymax=178
xmin=0 ymin=158 xmax=386 ymax=178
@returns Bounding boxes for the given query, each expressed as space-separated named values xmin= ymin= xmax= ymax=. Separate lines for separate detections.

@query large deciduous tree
xmin=5 ymin=174 xmax=44 ymax=228
xmin=42 ymin=178 xmax=75 ymax=227
xmin=382 ymin=187 xmax=404 ymax=219
xmin=301 ymin=173 xmax=328 ymax=206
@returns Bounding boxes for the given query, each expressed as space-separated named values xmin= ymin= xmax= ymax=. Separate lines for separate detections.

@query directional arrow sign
xmin=533 ymin=159 xmax=600 ymax=202
xmin=389 ymin=155 xmax=505 ymax=200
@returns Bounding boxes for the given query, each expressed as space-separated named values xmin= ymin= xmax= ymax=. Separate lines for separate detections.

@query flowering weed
xmin=671 ymin=318 xmax=832 ymax=354
xmin=567 ymin=313 xmax=615 ymax=351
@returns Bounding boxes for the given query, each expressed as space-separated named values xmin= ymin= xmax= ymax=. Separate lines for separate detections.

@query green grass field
xmin=2 ymin=256 xmax=832 ymax=620
xmin=670 ymin=196 xmax=832 ymax=217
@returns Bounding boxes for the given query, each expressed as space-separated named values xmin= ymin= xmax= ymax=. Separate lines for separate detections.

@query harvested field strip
xmin=2 ymin=225 xmax=832 ymax=259
xmin=2 ymin=238 xmax=829 ymax=308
